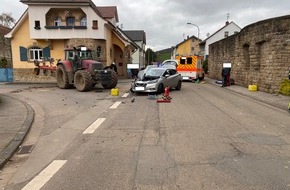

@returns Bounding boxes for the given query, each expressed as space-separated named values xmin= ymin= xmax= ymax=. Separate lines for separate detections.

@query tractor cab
xmin=65 ymin=47 xmax=93 ymax=70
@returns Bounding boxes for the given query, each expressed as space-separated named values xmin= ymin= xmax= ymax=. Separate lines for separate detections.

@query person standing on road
xmin=110 ymin=59 xmax=118 ymax=75
xmin=221 ymin=68 xmax=227 ymax=87
xmin=221 ymin=67 xmax=231 ymax=87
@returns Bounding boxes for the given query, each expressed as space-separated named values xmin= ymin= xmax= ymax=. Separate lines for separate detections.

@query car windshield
xmin=162 ymin=60 xmax=177 ymax=67
xmin=145 ymin=68 xmax=165 ymax=77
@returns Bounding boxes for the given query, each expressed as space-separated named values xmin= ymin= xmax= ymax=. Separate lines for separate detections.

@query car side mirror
xmin=165 ymin=74 xmax=170 ymax=78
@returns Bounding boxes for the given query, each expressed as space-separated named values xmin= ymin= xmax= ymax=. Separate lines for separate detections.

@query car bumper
xmin=131 ymin=82 xmax=158 ymax=93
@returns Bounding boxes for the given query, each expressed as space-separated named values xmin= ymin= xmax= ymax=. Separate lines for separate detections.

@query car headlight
xmin=147 ymin=79 xmax=159 ymax=84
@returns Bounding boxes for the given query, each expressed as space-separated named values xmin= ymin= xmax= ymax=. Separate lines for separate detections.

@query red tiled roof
xmin=95 ymin=6 xmax=118 ymax=22
xmin=0 ymin=25 xmax=11 ymax=36
xmin=20 ymin=0 xmax=119 ymax=22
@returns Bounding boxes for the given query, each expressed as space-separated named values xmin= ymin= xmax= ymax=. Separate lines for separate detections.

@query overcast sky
xmin=1 ymin=0 xmax=289 ymax=51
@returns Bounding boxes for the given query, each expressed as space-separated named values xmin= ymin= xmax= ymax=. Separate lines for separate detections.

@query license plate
xmin=135 ymin=86 xmax=145 ymax=91
xmin=183 ymin=76 xmax=189 ymax=80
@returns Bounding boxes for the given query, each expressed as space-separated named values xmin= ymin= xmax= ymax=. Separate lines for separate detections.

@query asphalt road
xmin=1 ymin=81 xmax=290 ymax=190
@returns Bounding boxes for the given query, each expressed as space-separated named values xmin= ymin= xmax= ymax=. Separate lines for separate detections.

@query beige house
xmin=5 ymin=0 xmax=138 ymax=81
xmin=172 ymin=35 xmax=201 ymax=58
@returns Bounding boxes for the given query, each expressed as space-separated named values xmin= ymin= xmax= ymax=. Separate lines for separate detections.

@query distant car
xmin=131 ymin=66 xmax=182 ymax=93
xmin=161 ymin=59 xmax=178 ymax=67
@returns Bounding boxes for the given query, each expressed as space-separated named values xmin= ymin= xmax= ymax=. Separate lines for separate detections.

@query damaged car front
xmin=131 ymin=67 xmax=182 ymax=93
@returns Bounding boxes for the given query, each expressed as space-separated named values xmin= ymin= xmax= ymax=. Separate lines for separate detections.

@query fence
xmin=0 ymin=68 xmax=13 ymax=82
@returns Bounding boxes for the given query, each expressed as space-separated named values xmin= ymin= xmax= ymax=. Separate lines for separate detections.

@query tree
xmin=0 ymin=12 xmax=15 ymax=27
xmin=145 ymin=48 xmax=157 ymax=65
xmin=202 ymin=58 xmax=208 ymax=74
xmin=0 ymin=58 xmax=8 ymax=68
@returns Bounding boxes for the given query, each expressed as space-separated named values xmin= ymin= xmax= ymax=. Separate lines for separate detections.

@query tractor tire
xmin=102 ymin=70 xmax=118 ymax=89
xmin=56 ymin=65 xmax=71 ymax=89
xmin=74 ymin=70 xmax=93 ymax=92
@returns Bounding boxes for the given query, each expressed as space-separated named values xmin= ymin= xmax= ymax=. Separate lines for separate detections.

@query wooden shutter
xmin=19 ymin=46 xmax=28 ymax=61
xmin=43 ymin=46 xmax=51 ymax=59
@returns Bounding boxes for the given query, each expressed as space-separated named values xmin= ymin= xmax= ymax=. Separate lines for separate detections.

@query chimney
xmin=225 ymin=21 xmax=230 ymax=26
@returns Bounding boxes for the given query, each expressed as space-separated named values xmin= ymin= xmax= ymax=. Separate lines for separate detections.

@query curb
xmin=0 ymin=95 xmax=35 ymax=169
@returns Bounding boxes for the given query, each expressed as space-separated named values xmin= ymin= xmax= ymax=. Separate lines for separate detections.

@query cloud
xmin=1 ymin=0 xmax=289 ymax=51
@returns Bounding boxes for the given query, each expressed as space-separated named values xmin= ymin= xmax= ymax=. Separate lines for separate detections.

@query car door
xmin=161 ymin=69 xmax=172 ymax=88
xmin=163 ymin=69 xmax=176 ymax=88
xmin=167 ymin=69 xmax=180 ymax=87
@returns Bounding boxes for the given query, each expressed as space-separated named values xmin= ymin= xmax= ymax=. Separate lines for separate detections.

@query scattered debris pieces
xmin=148 ymin=94 xmax=157 ymax=100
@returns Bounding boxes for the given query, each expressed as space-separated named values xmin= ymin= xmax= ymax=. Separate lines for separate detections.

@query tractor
xmin=44 ymin=47 xmax=117 ymax=91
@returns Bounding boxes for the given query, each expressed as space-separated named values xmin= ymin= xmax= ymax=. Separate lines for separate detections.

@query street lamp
xmin=187 ymin=22 xmax=200 ymax=55
xmin=187 ymin=22 xmax=200 ymax=40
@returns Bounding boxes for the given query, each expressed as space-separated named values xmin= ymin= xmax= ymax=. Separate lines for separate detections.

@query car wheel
xmin=157 ymin=83 xmax=164 ymax=94
xmin=176 ymin=81 xmax=182 ymax=90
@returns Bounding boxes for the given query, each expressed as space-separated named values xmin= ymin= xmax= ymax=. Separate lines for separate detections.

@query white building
xmin=200 ymin=21 xmax=241 ymax=59
xmin=123 ymin=30 xmax=146 ymax=68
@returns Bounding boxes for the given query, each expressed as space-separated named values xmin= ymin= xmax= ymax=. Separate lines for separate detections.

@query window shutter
xmin=20 ymin=46 xmax=28 ymax=61
xmin=43 ymin=46 xmax=51 ymax=59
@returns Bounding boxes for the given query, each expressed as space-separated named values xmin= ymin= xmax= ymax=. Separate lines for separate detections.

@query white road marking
xmin=110 ymin=101 xmax=122 ymax=109
xmin=22 ymin=160 xmax=67 ymax=190
xmin=83 ymin=118 xmax=106 ymax=134
xmin=122 ymin=93 xmax=129 ymax=98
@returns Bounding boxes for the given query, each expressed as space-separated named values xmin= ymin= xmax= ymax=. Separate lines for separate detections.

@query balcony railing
xmin=44 ymin=26 xmax=87 ymax=30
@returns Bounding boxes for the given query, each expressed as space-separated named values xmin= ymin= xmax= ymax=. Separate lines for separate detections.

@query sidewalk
xmin=205 ymin=78 xmax=290 ymax=111
xmin=0 ymin=78 xmax=289 ymax=169
xmin=0 ymin=94 xmax=34 ymax=169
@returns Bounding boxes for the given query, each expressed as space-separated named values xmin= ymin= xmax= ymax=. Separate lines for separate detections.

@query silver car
xmin=131 ymin=66 xmax=182 ymax=93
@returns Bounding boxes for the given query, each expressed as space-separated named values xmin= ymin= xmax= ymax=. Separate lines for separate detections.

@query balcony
xmin=44 ymin=26 xmax=87 ymax=30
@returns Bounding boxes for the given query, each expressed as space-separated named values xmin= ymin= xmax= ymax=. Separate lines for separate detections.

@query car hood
xmin=142 ymin=75 xmax=160 ymax=81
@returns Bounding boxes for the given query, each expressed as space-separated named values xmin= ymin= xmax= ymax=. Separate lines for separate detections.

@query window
xmin=34 ymin=20 xmax=40 ymax=29
xmin=187 ymin=57 xmax=193 ymax=64
xmin=29 ymin=46 xmax=43 ymax=61
xmin=66 ymin=17 xmax=75 ymax=26
xmin=170 ymin=69 xmax=177 ymax=75
xmin=80 ymin=17 xmax=87 ymax=26
xmin=97 ymin=46 xmax=101 ymax=57
xmin=92 ymin=20 xmax=98 ymax=29
xmin=224 ymin=31 xmax=229 ymax=38
xmin=180 ymin=57 xmax=186 ymax=64
xmin=54 ymin=17 xmax=61 ymax=26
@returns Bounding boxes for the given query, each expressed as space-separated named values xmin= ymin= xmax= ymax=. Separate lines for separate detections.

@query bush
xmin=202 ymin=59 xmax=208 ymax=74
xmin=279 ymin=79 xmax=290 ymax=96
xmin=0 ymin=58 xmax=8 ymax=68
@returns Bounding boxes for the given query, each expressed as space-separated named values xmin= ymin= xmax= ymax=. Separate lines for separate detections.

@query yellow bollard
xmin=111 ymin=88 xmax=119 ymax=96
xmin=248 ymin=85 xmax=257 ymax=92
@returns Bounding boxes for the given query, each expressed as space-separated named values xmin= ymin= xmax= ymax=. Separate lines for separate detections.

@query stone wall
xmin=14 ymin=68 xmax=56 ymax=82
xmin=208 ymin=15 xmax=290 ymax=93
